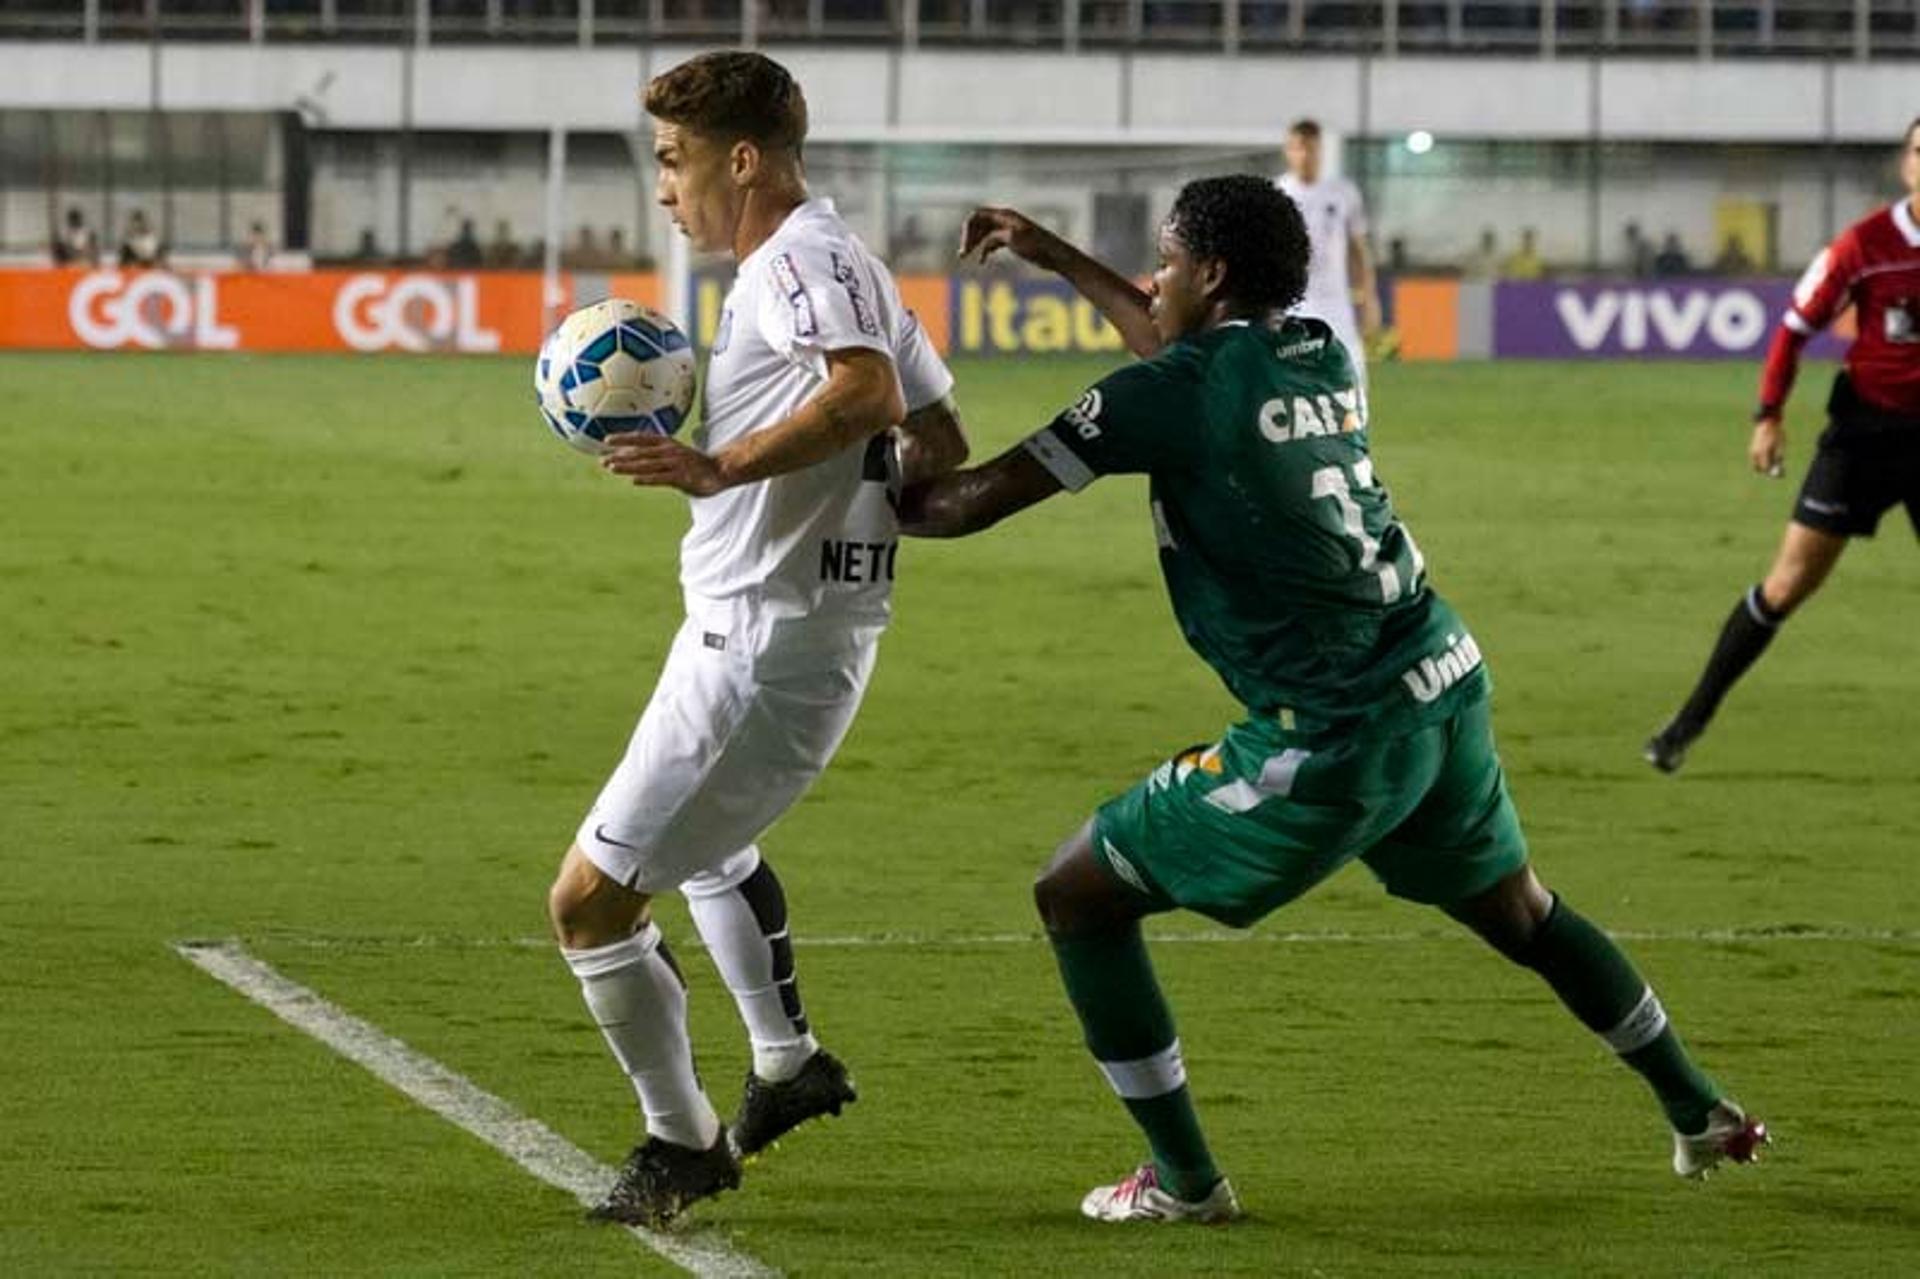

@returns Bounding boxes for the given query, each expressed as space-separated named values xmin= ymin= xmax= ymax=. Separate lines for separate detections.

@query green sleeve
xmin=1018 ymin=357 xmax=1194 ymax=492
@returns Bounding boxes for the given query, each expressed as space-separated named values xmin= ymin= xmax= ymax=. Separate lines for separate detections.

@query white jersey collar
xmin=1894 ymin=197 xmax=1920 ymax=248
xmin=739 ymin=197 xmax=837 ymax=271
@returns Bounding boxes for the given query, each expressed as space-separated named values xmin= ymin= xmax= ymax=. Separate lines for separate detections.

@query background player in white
xmin=1276 ymin=117 xmax=1382 ymax=386
xmin=544 ymin=51 xmax=965 ymax=1228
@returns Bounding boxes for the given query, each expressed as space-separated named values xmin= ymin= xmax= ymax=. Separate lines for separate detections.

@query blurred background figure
xmin=1713 ymin=235 xmax=1756 ymax=276
xmin=486 ymin=219 xmax=520 ymax=269
xmin=51 ymin=206 xmax=99 ymax=266
xmin=1277 ymin=117 xmax=1381 ymax=384
xmin=1653 ymin=232 xmax=1693 ymax=277
xmin=118 ymin=210 xmax=164 ymax=268
xmin=1500 ymin=228 xmax=1545 ymax=280
xmin=1462 ymin=228 xmax=1500 ymax=279
xmin=240 ymin=220 xmax=274 ymax=271
xmin=446 ymin=218 xmax=484 ymax=269
xmin=1623 ymin=222 xmax=1655 ymax=278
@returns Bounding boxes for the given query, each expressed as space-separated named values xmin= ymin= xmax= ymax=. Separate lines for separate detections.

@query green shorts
xmin=1091 ymin=693 xmax=1529 ymax=928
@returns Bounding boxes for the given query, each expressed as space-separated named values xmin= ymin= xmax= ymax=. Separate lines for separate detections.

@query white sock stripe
xmin=1097 ymin=1040 xmax=1187 ymax=1100
xmin=1602 ymin=987 xmax=1669 ymax=1055
xmin=559 ymin=926 xmax=661 ymax=980
xmin=1744 ymin=586 xmax=1780 ymax=629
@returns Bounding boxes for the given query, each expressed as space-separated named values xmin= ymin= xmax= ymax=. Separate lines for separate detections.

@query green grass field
xmin=3 ymin=351 xmax=1916 ymax=1275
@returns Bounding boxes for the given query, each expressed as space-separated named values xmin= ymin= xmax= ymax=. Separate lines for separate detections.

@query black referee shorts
xmin=1793 ymin=376 xmax=1920 ymax=539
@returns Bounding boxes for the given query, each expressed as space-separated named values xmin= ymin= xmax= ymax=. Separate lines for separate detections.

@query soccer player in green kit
xmin=895 ymin=177 xmax=1767 ymax=1224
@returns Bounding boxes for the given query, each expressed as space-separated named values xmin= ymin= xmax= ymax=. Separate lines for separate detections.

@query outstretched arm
xmin=892 ymin=393 xmax=970 ymax=488
xmin=895 ymin=442 xmax=1065 ymax=539
xmin=959 ymin=208 xmax=1162 ymax=359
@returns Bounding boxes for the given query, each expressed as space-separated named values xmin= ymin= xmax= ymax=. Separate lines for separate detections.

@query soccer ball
xmin=534 ymin=299 xmax=696 ymax=455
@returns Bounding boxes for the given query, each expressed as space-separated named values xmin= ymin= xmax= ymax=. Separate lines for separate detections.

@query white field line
xmin=246 ymin=925 xmax=1920 ymax=953
xmin=173 ymin=940 xmax=777 ymax=1279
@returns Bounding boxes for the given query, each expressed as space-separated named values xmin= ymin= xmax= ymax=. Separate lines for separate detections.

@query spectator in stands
xmin=351 ymin=227 xmax=382 ymax=264
xmin=607 ymin=227 xmax=632 ymax=269
xmin=1653 ymin=232 xmax=1693 ymax=277
xmin=1461 ymin=227 xmax=1499 ymax=279
xmin=240 ymin=220 xmax=274 ymax=271
xmin=1623 ymin=221 xmax=1655 ymax=277
xmin=51 ymin=206 xmax=100 ymax=266
xmin=119 ymin=210 xmax=165 ymax=269
xmin=1712 ymin=234 xmax=1756 ymax=276
xmin=446 ymin=218 xmax=484 ymax=269
xmin=565 ymin=225 xmax=607 ymax=270
xmin=486 ymin=219 xmax=519 ymax=269
xmin=1501 ymin=227 xmax=1546 ymax=279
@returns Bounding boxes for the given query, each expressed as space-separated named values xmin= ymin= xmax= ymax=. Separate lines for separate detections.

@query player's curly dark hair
xmin=1166 ymin=175 xmax=1310 ymax=314
xmin=645 ymin=51 xmax=808 ymax=152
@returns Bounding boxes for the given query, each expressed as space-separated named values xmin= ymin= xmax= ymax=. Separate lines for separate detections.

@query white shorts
xmin=576 ymin=600 xmax=881 ymax=894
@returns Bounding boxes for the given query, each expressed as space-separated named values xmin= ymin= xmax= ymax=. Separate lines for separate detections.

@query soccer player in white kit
xmin=1275 ymin=118 xmax=1382 ymax=386
xmin=544 ymin=51 xmax=965 ymax=1228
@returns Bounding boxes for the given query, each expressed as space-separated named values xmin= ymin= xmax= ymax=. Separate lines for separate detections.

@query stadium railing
xmin=0 ymin=0 xmax=1910 ymax=57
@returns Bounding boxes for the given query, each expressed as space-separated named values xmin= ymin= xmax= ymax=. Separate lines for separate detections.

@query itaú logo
xmin=333 ymin=275 xmax=502 ymax=353
xmin=68 ymin=272 xmax=239 ymax=350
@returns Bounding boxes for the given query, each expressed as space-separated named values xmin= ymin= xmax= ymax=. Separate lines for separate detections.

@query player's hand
xmin=959 ymin=207 xmax=1060 ymax=269
xmin=601 ymin=432 xmax=727 ymax=497
xmin=1749 ymin=416 xmax=1786 ymax=478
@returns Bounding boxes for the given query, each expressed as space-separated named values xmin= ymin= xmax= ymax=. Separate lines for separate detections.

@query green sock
xmin=1050 ymin=927 xmax=1221 ymax=1200
xmin=1525 ymin=897 xmax=1719 ymax=1134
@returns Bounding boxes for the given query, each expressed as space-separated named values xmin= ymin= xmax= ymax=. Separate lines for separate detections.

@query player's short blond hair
xmin=645 ymin=51 xmax=808 ymax=153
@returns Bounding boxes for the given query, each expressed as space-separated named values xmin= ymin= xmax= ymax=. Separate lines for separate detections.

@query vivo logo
xmin=1553 ymin=289 xmax=1769 ymax=353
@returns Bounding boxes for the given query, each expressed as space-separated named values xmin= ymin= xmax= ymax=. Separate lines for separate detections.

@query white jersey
xmin=685 ymin=198 xmax=953 ymax=632
xmin=1275 ymin=172 xmax=1368 ymax=319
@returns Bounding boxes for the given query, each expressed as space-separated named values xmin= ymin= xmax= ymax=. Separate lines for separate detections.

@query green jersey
xmin=1021 ymin=318 xmax=1485 ymax=729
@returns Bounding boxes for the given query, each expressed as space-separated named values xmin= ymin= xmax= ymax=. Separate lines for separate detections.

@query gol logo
xmin=333 ymin=274 xmax=502 ymax=353
xmin=68 ymin=272 xmax=239 ymax=350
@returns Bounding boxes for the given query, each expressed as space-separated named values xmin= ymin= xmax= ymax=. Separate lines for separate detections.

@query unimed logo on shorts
xmin=67 ymin=271 xmax=239 ymax=350
xmin=332 ymin=274 xmax=502 ymax=353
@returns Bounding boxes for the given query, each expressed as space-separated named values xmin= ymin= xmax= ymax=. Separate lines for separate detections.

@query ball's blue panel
xmin=616 ymin=324 xmax=664 ymax=361
xmin=563 ymin=409 xmax=593 ymax=430
xmin=651 ymin=404 xmax=685 ymax=436
xmin=580 ymin=330 xmax=621 ymax=364
xmin=538 ymin=405 xmax=570 ymax=441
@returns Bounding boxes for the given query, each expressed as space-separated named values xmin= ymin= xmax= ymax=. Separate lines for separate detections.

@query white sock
xmin=683 ymin=847 xmax=819 ymax=1083
xmin=562 ymin=924 xmax=720 ymax=1150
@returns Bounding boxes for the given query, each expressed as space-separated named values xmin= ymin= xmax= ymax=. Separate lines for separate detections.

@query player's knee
xmin=1034 ymin=822 xmax=1141 ymax=937
xmin=1760 ymin=570 xmax=1817 ymax=617
xmin=1450 ymin=867 xmax=1552 ymax=964
xmin=548 ymin=848 xmax=647 ymax=949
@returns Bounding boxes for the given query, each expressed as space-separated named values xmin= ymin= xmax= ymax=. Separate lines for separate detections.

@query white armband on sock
xmin=1097 ymin=1040 xmax=1187 ymax=1100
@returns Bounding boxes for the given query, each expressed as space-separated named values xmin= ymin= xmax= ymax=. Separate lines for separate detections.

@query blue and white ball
xmin=534 ymin=299 xmax=696 ymax=455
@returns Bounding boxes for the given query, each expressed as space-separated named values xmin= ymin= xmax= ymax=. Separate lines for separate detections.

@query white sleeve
xmin=894 ymin=309 xmax=954 ymax=412
xmin=755 ymin=237 xmax=894 ymax=378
